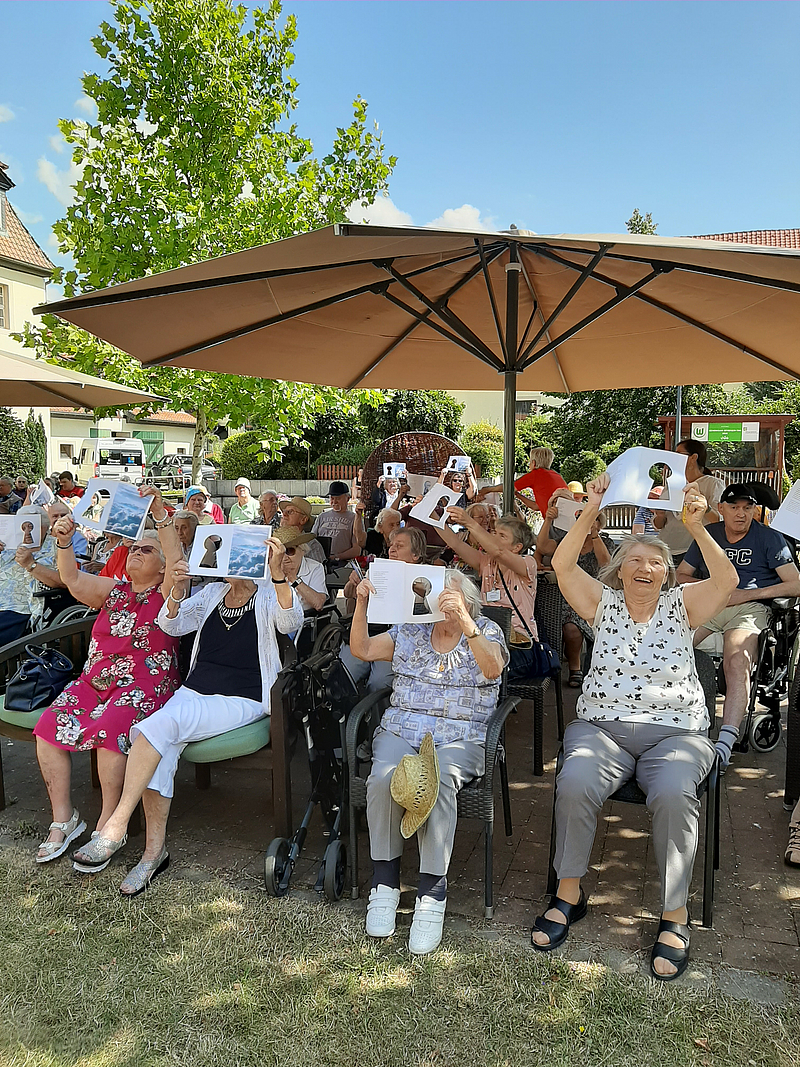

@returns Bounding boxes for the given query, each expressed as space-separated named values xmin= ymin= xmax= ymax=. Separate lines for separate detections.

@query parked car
xmin=74 ymin=437 xmax=148 ymax=485
xmin=146 ymin=454 xmax=219 ymax=491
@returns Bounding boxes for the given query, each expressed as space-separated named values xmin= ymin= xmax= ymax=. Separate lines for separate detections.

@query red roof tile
xmin=0 ymin=195 xmax=54 ymax=274
xmin=691 ymin=229 xmax=800 ymax=248
xmin=50 ymin=407 xmax=196 ymax=426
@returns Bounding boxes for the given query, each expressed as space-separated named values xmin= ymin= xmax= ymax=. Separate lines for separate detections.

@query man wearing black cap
xmin=312 ymin=481 xmax=366 ymax=562
xmin=677 ymin=483 xmax=800 ymax=766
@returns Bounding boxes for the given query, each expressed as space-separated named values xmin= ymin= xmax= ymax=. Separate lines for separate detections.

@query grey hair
xmin=173 ymin=509 xmax=198 ymax=526
xmin=375 ymin=507 xmax=400 ymax=530
xmin=530 ymin=447 xmax=554 ymax=469
xmin=139 ymin=529 xmax=166 ymax=564
xmin=598 ymin=534 xmax=676 ymax=590
xmin=0 ymin=475 xmax=13 ymax=488
xmin=260 ymin=489 xmax=278 ymax=500
xmin=17 ymin=504 xmax=51 ymax=534
xmin=444 ymin=568 xmax=482 ymax=619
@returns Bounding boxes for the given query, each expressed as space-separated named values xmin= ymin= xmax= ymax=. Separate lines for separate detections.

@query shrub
xmin=459 ymin=421 xmax=504 ymax=478
xmin=313 ymin=444 xmax=374 ymax=470
xmin=515 ymin=414 xmax=555 ymax=471
xmin=561 ymin=450 xmax=607 ymax=485
xmin=0 ymin=407 xmax=46 ymax=479
xmin=218 ymin=431 xmax=274 ymax=480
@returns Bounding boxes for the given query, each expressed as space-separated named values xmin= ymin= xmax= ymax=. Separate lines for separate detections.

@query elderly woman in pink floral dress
xmin=32 ymin=512 xmax=179 ymax=866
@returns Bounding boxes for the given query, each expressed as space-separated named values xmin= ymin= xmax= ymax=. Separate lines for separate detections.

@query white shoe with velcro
xmin=366 ymin=885 xmax=401 ymax=937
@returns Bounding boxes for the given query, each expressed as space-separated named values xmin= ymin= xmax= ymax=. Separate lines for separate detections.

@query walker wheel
xmin=264 ymin=837 xmax=291 ymax=897
xmin=749 ymin=713 xmax=782 ymax=753
xmin=323 ymin=839 xmax=347 ymax=902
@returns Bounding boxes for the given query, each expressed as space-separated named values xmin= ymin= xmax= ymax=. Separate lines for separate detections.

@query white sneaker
xmin=409 ymin=895 xmax=446 ymax=955
xmin=366 ymin=885 xmax=401 ymax=937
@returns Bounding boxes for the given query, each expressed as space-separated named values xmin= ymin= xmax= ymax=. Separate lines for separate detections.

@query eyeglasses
xmin=128 ymin=544 xmax=158 ymax=556
xmin=284 ymin=546 xmax=298 ymax=556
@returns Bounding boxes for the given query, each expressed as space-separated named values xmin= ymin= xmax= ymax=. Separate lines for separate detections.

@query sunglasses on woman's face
xmin=284 ymin=547 xmax=298 ymax=556
xmin=129 ymin=544 xmax=157 ymax=556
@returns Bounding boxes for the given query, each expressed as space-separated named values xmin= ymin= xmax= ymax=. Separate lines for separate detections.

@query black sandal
xmin=650 ymin=918 xmax=691 ymax=981
xmin=568 ymin=670 xmax=583 ymax=688
xmin=530 ymin=889 xmax=587 ymax=952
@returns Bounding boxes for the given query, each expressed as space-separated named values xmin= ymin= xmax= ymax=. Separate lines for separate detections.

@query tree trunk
xmin=192 ymin=409 xmax=208 ymax=483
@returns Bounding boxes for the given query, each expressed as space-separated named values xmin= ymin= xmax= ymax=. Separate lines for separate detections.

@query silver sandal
xmin=72 ymin=832 xmax=128 ymax=873
xmin=120 ymin=849 xmax=170 ymax=897
xmin=36 ymin=810 xmax=87 ymax=864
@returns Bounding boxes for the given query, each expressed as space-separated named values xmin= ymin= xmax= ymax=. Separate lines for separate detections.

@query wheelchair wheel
xmin=264 ymin=837 xmax=291 ymax=897
xmin=313 ymin=622 xmax=344 ymax=656
xmin=749 ymin=712 xmax=782 ymax=753
xmin=322 ymin=839 xmax=347 ymax=902
xmin=50 ymin=605 xmax=97 ymax=627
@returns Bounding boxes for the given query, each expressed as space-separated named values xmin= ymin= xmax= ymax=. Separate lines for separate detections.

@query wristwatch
xmin=465 ymin=625 xmax=480 ymax=639
xmin=26 ymin=561 xmax=37 ymax=573
xmin=291 ymin=579 xmax=302 ymax=589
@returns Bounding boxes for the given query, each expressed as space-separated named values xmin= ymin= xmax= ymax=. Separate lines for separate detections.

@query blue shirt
xmin=683 ymin=521 xmax=793 ymax=590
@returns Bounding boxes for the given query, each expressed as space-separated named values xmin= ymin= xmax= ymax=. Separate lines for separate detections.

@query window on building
xmin=176 ymin=447 xmax=187 ymax=455
xmin=59 ymin=444 xmax=74 ymax=459
xmin=0 ymin=284 xmax=9 ymax=329
xmin=515 ymin=399 xmax=538 ymax=421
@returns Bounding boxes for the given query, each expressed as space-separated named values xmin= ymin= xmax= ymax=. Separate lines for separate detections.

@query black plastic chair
xmin=345 ymin=606 xmax=519 ymax=919
xmin=546 ymin=649 xmax=721 ymax=928
xmin=506 ymin=579 xmax=565 ymax=776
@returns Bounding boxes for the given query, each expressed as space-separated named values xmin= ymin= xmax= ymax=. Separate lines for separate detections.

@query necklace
xmin=217 ymin=591 xmax=256 ymax=631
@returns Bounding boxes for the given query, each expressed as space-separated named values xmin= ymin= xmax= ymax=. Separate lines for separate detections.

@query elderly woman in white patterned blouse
xmin=532 ymin=473 xmax=737 ymax=981
xmin=350 ymin=569 xmax=508 ymax=955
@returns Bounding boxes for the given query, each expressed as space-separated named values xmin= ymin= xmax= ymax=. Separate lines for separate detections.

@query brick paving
xmin=1 ymin=681 xmax=798 ymax=979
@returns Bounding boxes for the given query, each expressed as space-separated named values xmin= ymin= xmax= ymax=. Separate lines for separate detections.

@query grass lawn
xmin=1 ymin=845 xmax=797 ymax=1067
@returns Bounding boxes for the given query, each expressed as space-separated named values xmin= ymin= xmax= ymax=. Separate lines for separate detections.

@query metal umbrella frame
xmin=36 ymin=225 xmax=800 ymax=510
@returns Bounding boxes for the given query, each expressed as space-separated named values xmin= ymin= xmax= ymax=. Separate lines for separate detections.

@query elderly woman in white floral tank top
xmin=531 ymin=472 xmax=738 ymax=982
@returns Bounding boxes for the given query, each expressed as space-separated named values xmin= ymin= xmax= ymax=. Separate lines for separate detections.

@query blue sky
xmin=1 ymin=0 xmax=798 ymax=273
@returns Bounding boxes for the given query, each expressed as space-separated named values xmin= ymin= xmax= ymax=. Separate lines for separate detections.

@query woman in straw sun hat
xmin=350 ymin=569 xmax=508 ymax=955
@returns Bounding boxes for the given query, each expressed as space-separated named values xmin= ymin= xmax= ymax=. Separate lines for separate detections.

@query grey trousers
xmin=339 ymin=643 xmax=394 ymax=693
xmin=554 ymin=719 xmax=716 ymax=912
xmin=366 ymin=728 xmax=485 ymax=876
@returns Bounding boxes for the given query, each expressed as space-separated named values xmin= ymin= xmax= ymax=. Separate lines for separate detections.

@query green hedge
xmin=560 ymin=450 xmax=607 ymax=485
xmin=218 ymin=431 xmax=274 ymax=480
xmin=459 ymin=421 xmax=504 ymax=478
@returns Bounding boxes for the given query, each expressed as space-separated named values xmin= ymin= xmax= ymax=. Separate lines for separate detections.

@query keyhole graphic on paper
xmin=200 ymin=535 xmax=222 ymax=569
xmin=412 ymin=577 xmax=432 ymax=616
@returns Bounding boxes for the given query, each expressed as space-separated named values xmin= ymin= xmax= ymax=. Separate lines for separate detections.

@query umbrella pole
xmin=503 ymin=249 xmax=522 ymax=514
xmin=675 ymin=385 xmax=683 ymax=445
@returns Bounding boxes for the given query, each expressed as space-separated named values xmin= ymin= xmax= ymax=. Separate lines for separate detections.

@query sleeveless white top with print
xmin=576 ymin=585 xmax=708 ymax=731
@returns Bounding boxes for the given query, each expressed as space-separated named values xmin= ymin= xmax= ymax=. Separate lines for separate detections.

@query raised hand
xmin=585 ymin=473 xmax=610 ymax=507
xmin=52 ymin=515 xmax=76 ymax=544
xmin=356 ymin=577 xmax=376 ymax=603
xmin=266 ymin=536 xmax=285 ymax=579
xmin=138 ymin=484 xmax=166 ymax=519
xmin=681 ymin=485 xmax=709 ymax=528
xmin=438 ymin=588 xmax=472 ymax=631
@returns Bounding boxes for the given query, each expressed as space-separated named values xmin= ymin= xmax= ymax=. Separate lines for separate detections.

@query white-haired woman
xmin=532 ymin=473 xmax=738 ymax=981
xmin=71 ymin=487 xmax=303 ymax=896
xmin=32 ymin=514 xmax=179 ymax=865
xmin=0 ymin=504 xmax=65 ymax=645
xmin=351 ymin=569 xmax=508 ymax=955
xmin=480 ymin=446 xmax=568 ymax=516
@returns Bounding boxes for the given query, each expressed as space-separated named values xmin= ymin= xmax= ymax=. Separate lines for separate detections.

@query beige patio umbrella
xmin=0 ymin=346 xmax=165 ymax=408
xmin=35 ymin=225 xmax=800 ymax=507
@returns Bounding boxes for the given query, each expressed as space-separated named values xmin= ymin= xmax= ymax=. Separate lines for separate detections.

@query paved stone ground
xmin=1 ymin=681 xmax=798 ymax=996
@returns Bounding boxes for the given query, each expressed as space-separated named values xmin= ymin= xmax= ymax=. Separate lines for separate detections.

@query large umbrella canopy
xmin=1 ymin=346 xmax=165 ymax=408
xmin=36 ymin=224 xmax=800 ymax=505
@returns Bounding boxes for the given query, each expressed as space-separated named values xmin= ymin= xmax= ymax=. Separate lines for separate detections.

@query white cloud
xmin=37 ymin=156 xmax=84 ymax=207
xmin=16 ymin=208 xmax=43 ymax=226
xmin=425 ymin=204 xmax=496 ymax=232
xmin=135 ymin=117 xmax=157 ymax=136
xmin=47 ymin=233 xmax=60 ymax=250
xmin=74 ymin=95 xmax=97 ymax=117
xmin=48 ymin=134 xmax=65 ymax=155
xmin=347 ymin=194 xmax=413 ymax=227
xmin=0 ymin=104 xmax=14 ymax=123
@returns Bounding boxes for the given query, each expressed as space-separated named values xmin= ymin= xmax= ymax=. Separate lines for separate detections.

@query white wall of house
xmin=447 ymin=389 xmax=565 ymax=428
xmin=0 ymin=262 xmax=47 ymax=349
xmin=47 ymin=413 xmax=196 ymax=474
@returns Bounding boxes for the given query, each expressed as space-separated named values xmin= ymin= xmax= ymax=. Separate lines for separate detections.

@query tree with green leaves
xmin=17 ymin=0 xmax=395 ymax=479
xmin=626 ymin=209 xmax=658 ymax=235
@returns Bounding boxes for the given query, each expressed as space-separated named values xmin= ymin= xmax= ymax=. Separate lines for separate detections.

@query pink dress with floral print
xmin=33 ymin=582 xmax=180 ymax=755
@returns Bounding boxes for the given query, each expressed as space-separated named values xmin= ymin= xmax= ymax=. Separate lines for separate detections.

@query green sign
xmin=691 ymin=421 xmax=759 ymax=444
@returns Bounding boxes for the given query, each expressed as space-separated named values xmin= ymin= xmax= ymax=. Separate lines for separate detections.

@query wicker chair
xmin=507 ymin=579 xmax=565 ymax=777
xmin=360 ymin=432 xmax=466 ymax=519
xmin=345 ymin=605 xmax=519 ymax=919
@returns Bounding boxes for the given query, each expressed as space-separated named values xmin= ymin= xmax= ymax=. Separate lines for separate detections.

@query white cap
xmin=234 ymin=477 xmax=251 ymax=489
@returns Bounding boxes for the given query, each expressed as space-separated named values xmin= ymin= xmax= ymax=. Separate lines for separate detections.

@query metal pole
xmin=675 ymin=385 xmax=683 ymax=445
xmin=503 ymin=246 xmax=521 ymax=514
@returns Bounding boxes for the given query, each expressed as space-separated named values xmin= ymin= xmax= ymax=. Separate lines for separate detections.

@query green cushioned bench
xmin=181 ymin=717 xmax=271 ymax=765
xmin=0 ymin=694 xmax=47 ymax=732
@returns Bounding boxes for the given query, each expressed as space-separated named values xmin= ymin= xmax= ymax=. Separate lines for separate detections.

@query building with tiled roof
xmin=692 ymin=228 xmax=800 ymax=248
xmin=0 ymin=160 xmax=54 ymax=343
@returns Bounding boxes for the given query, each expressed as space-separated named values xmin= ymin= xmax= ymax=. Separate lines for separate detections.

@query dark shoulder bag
xmin=497 ymin=569 xmax=561 ymax=681
xmin=4 ymin=645 xmax=74 ymax=713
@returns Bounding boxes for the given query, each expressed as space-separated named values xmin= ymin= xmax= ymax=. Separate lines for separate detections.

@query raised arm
xmin=551 ymin=476 xmax=606 ymax=622
xmin=437 ymin=514 xmax=483 ymax=572
xmin=447 ymin=506 xmax=530 ymax=579
xmin=680 ymin=489 xmax=739 ymax=627
xmin=49 ymin=515 xmax=116 ymax=608
xmin=349 ymin=579 xmax=396 ymax=662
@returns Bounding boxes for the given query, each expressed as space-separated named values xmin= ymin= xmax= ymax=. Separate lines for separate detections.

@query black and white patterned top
xmin=576 ymin=585 xmax=708 ymax=731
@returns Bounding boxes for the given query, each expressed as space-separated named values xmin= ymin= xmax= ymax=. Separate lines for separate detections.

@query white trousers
xmin=130 ymin=686 xmax=265 ymax=798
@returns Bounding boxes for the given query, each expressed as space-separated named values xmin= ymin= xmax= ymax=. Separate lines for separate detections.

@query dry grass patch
xmin=0 ymin=846 xmax=797 ymax=1067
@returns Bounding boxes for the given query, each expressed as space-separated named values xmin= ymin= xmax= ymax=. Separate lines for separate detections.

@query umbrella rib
xmin=477 ymin=241 xmax=507 ymax=361
xmin=381 ymin=263 xmax=505 ymax=369
xmin=518 ymin=268 xmax=667 ymax=369
xmin=347 ymin=247 xmax=506 ymax=388
xmin=516 ymin=248 xmax=571 ymax=390
xmin=379 ymin=290 xmax=506 ymax=372
xmin=634 ymin=293 xmax=800 ymax=380
xmin=140 ymin=279 xmax=392 ymax=367
xmin=518 ymin=246 xmax=611 ymax=363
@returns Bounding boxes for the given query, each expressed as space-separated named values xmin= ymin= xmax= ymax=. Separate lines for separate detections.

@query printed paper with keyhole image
xmin=602 ymin=448 xmax=688 ymax=512
xmin=0 ymin=513 xmax=43 ymax=551
xmin=71 ymin=479 xmax=153 ymax=541
xmin=445 ymin=455 xmax=471 ymax=473
xmin=366 ymin=559 xmax=446 ymax=625
xmin=382 ymin=462 xmax=408 ymax=480
xmin=409 ymin=483 xmax=463 ymax=529
xmin=186 ymin=524 xmax=272 ymax=579
xmin=552 ymin=498 xmax=586 ymax=533
xmin=30 ymin=479 xmax=54 ymax=508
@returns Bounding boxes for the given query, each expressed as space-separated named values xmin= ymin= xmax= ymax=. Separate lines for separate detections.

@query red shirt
xmin=514 ymin=469 xmax=568 ymax=515
xmin=58 ymin=485 xmax=85 ymax=499
xmin=100 ymin=544 xmax=130 ymax=580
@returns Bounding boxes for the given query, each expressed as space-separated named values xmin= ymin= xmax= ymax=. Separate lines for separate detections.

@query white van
xmin=74 ymin=438 xmax=148 ymax=485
